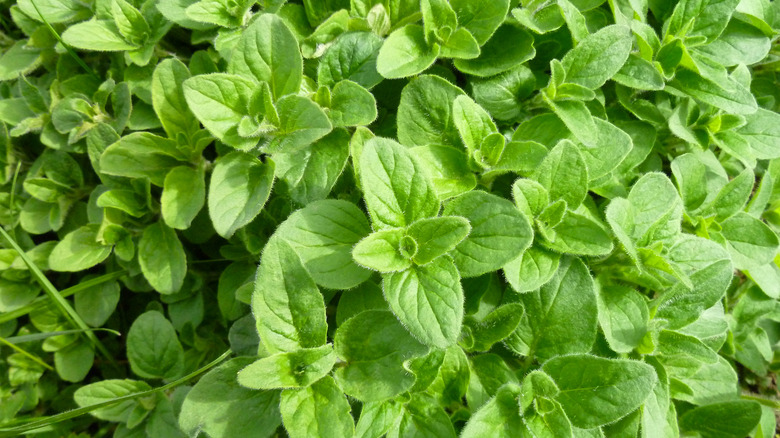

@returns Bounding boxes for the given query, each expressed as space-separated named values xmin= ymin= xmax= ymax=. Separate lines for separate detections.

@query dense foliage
xmin=0 ymin=0 xmax=780 ymax=436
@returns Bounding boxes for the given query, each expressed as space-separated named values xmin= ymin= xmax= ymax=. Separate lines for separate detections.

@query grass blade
xmin=0 ymin=336 xmax=54 ymax=371
xmin=0 ymin=227 xmax=116 ymax=366
xmin=0 ymin=270 xmax=126 ymax=325
xmin=6 ymin=328 xmax=121 ymax=344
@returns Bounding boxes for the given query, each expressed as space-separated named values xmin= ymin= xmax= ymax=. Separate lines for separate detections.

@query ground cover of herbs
xmin=0 ymin=0 xmax=780 ymax=436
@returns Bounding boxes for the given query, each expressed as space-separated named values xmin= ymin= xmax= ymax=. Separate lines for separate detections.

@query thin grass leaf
xmin=0 ymin=336 xmax=54 ymax=371
xmin=0 ymin=270 xmax=126 ymax=325
xmin=0 ymin=227 xmax=116 ymax=367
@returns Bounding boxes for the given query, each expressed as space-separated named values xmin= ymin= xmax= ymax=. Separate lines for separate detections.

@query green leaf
xmin=138 ymin=222 xmax=187 ymax=295
xmin=383 ymin=256 xmax=464 ymax=348
xmin=280 ymin=376 xmax=355 ymax=438
xmin=265 ymin=95 xmax=332 ymax=153
xmin=406 ymin=216 xmax=471 ymax=265
xmin=546 ymin=99 xmax=598 ymax=147
xmin=352 ymin=228 xmax=411 ymax=273
xmin=670 ymin=69 xmax=757 ymax=115
xmin=329 ymin=80 xmax=377 ymax=127
xmin=508 ymin=257 xmax=597 ymax=359
xmin=208 ymin=151 xmax=275 ymax=239
xmin=161 ymin=166 xmax=205 ymax=230
xmin=376 ymin=25 xmax=439 ymax=79
xmin=112 ymin=0 xmax=150 ymax=45
xmin=100 ymin=132 xmax=187 ymax=186
xmin=453 ymin=24 xmax=535 ymax=77
xmin=74 ymin=380 xmax=152 ymax=422
xmin=388 ymin=394 xmax=457 ymax=438
xmin=0 ymin=41 xmax=41 ymax=81
xmin=229 ymin=13 xmax=302 ymax=99
xmin=49 ymin=225 xmax=112 ymax=272
xmin=606 ymin=172 xmax=683 ymax=249
xmin=356 ymin=400 xmax=404 ymax=438
xmin=318 ymin=32 xmax=384 ymax=89
xmin=719 ymin=212 xmax=779 ymax=270
xmin=437 ymin=27 xmax=480 ymax=60
xmin=421 ymin=0 xmax=457 ymax=44
xmin=62 ymin=20 xmax=139 ymax=51
xmin=543 ymin=354 xmax=657 ymax=428
xmin=534 ymin=140 xmax=589 ymax=208
xmin=679 ymin=401 xmax=762 ymax=438
xmin=710 ymin=167 xmax=753 ymax=220
xmin=471 ymin=65 xmax=535 ymax=121
xmin=737 ymin=108 xmax=780 ymax=159
xmin=237 ymin=345 xmax=336 ymax=390
xmin=452 ymin=94 xmax=498 ymax=154
xmin=654 ymin=235 xmax=733 ymax=329
xmin=275 ymin=128 xmax=350 ymax=205
xmin=462 ymin=385 xmax=525 ymax=437
xmin=55 ymin=341 xmax=94 ymax=383
xmin=359 ymin=137 xmax=439 ymax=230
xmin=612 ymin=53 xmax=665 ymax=90
xmin=75 ymin=279 xmax=120 ymax=327
xmin=560 ymin=25 xmax=633 ymax=89
xmin=334 ymin=310 xmax=428 ymax=401
xmin=412 ymin=145 xmax=478 ymax=199
xmin=152 ymin=58 xmax=200 ymax=141
xmin=18 ymin=0 xmax=92 ymax=23
xmin=597 ymin=284 xmax=649 ymax=353
xmin=252 ymin=238 xmax=328 ymax=353
xmin=443 ymin=191 xmax=533 ymax=278
xmin=580 ymin=118 xmax=633 ymax=180
xmin=182 ymin=73 xmax=256 ymax=150
xmin=540 ymin=207 xmax=614 ymax=256
xmin=503 ymin=245 xmax=561 ymax=293
xmin=274 ymin=200 xmax=373 ymax=290
xmin=463 ymin=303 xmax=524 ymax=352
xmin=126 ymin=310 xmax=184 ymax=380
xmin=179 ymin=358 xmax=282 ymax=438
xmin=451 ymin=0 xmax=510 ymax=45
xmin=397 ymin=74 xmax=466 ymax=148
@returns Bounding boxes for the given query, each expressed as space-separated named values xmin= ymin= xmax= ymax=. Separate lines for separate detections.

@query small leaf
xmin=252 ymin=238 xmax=327 ymax=353
xmin=377 ymin=24 xmax=439 ymax=79
xmin=561 ymin=25 xmax=633 ymax=89
xmin=161 ymin=166 xmax=205 ymax=230
xmin=334 ymin=310 xmax=428 ymax=401
xmin=359 ymin=137 xmax=439 ymax=230
xmin=679 ymin=401 xmax=762 ymax=438
xmin=443 ymin=191 xmax=533 ymax=278
xmin=208 ymin=151 xmax=274 ymax=239
xmin=406 ymin=216 xmax=471 ymax=265
xmin=352 ymin=228 xmax=411 ymax=273
xmin=49 ymin=225 xmax=112 ymax=272
xmin=238 ymin=345 xmax=336 ymax=390
xmin=229 ymin=13 xmax=303 ymax=99
xmin=280 ymin=376 xmax=355 ymax=438
xmin=183 ymin=73 xmax=256 ymax=150
xmin=384 ymin=256 xmax=464 ymax=348
xmin=138 ymin=222 xmax=187 ymax=295
xmin=126 ymin=310 xmax=185 ymax=380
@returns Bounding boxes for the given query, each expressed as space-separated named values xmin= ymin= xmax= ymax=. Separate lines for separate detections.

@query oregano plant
xmin=0 ymin=0 xmax=779 ymax=437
